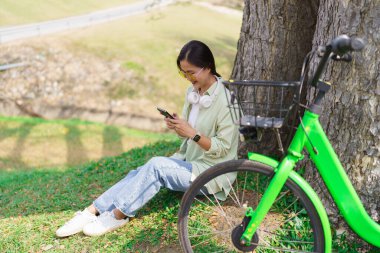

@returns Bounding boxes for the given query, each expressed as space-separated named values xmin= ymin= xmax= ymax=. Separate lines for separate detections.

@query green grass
xmin=0 ymin=0 xmax=138 ymax=26
xmin=0 ymin=115 xmax=177 ymax=170
xmin=0 ymin=140 xmax=183 ymax=252
xmin=0 ymin=116 xmax=182 ymax=251
xmin=0 ymin=116 xmax=373 ymax=252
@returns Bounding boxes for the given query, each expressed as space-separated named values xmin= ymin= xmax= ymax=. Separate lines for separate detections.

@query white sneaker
xmin=82 ymin=211 xmax=128 ymax=236
xmin=56 ymin=208 xmax=97 ymax=237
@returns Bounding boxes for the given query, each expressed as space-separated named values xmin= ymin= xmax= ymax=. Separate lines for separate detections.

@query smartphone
xmin=157 ymin=107 xmax=175 ymax=119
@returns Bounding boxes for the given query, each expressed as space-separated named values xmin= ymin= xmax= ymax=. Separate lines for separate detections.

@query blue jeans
xmin=93 ymin=156 xmax=192 ymax=217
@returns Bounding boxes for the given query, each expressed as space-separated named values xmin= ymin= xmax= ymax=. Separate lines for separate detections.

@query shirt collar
xmin=204 ymin=76 xmax=221 ymax=96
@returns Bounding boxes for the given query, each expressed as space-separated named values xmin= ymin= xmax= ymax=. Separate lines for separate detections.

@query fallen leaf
xmin=41 ymin=244 xmax=54 ymax=251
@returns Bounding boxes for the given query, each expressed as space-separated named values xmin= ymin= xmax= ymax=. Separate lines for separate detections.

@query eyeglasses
xmin=178 ymin=68 xmax=204 ymax=82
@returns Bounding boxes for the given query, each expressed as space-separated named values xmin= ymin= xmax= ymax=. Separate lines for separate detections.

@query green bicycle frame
xmin=244 ymin=110 xmax=380 ymax=251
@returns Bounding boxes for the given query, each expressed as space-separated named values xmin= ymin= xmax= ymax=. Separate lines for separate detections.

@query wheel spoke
xmin=198 ymin=189 xmax=234 ymax=229
xmin=188 ymin=228 xmax=232 ymax=239
xmin=241 ymin=171 xmax=248 ymax=204
xmin=223 ymin=174 xmax=242 ymax=207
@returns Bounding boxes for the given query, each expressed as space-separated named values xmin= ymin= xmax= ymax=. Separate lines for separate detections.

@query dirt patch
xmin=209 ymin=206 xmax=283 ymax=249
xmin=195 ymin=191 xmax=284 ymax=250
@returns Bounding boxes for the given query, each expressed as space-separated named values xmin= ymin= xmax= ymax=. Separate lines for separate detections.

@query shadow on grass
xmin=102 ymin=125 xmax=123 ymax=157
xmin=0 ymin=117 xmax=127 ymax=170
xmin=0 ymin=122 xmax=36 ymax=169
xmin=0 ymin=119 xmax=93 ymax=169
xmin=0 ymin=140 xmax=180 ymax=219
xmin=65 ymin=124 xmax=89 ymax=166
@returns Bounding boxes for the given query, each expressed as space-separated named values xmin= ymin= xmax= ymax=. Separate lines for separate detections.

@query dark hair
xmin=177 ymin=40 xmax=221 ymax=77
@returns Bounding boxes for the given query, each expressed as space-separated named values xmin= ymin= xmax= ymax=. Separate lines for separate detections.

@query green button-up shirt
xmin=171 ymin=77 xmax=238 ymax=198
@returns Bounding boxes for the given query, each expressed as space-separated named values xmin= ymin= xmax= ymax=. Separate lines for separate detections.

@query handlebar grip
xmin=330 ymin=35 xmax=365 ymax=55
xmin=331 ymin=53 xmax=352 ymax=62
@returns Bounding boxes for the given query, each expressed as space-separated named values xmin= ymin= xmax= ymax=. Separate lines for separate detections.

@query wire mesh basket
xmin=223 ymin=80 xmax=300 ymax=129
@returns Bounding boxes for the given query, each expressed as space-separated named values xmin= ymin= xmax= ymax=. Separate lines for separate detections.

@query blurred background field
xmin=0 ymin=0 xmax=138 ymax=26
xmin=65 ymin=2 xmax=242 ymax=109
xmin=1 ymin=2 xmax=242 ymax=118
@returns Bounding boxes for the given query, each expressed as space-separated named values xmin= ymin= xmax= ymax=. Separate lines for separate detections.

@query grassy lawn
xmin=0 ymin=0 xmax=138 ymax=26
xmin=0 ymin=116 xmax=371 ymax=252
xmin=0 ymin=140 xmax=183 ymax=252
xmin=0 ymin=115 xmax=176 ymax=170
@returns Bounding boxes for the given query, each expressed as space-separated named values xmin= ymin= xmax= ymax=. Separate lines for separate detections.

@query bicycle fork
xmin=240 ymin=153 xmax=302 ymax=245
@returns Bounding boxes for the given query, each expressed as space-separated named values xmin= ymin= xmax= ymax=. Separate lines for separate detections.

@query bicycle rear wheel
xmin=178 ymin=159 xmax=325 ymax=252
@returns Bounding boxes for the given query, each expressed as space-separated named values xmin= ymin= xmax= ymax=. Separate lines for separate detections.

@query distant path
xmin=0 ymin=0 xmax=174 ymax=44
xmin=194 ymin=2 xmax=242 ymax=16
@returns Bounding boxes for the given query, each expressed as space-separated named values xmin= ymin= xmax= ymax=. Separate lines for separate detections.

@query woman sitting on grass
xmin=56 ymin=40 xmax=238 ymax=237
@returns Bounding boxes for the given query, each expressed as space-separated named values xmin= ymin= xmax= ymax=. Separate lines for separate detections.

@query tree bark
xmin=306 ymin=0 xmax=380 ymax=234
xmin=231 ymin=0 xmax=319 ymax=156
xmin=232 ymin=0 xmax=318 ymax=81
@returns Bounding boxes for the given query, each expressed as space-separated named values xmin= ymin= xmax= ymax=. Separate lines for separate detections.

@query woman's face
xmin=179 ymin=60 xmax=210 ymax=91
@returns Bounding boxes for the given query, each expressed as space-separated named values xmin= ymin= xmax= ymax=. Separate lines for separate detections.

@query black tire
xmin=178 ymin=159 xmax=325 ymax=252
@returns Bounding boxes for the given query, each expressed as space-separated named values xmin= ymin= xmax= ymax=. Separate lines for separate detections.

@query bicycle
xmin=177 ymin=35 xmax=380 ymax=252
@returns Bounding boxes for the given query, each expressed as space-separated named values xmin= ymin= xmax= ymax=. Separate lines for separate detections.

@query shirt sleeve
xmin=204 ymin=107 xmax=237 ymax=159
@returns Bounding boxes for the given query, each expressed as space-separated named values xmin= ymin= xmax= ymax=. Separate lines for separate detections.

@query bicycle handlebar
xmin=308 ymin=35 xmax=365 ymax=114
xmin=329 ymin=35 xmax=365 ymax=55
xmin=309 ymin=35 xmax=365 ymax=88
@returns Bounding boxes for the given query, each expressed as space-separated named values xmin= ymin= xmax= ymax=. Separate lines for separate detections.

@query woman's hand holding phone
xmin=157 ymin=107 xmax=175 ymax=119
xmin=157 ymin=107 xmax=176 ymax=129
xmin=165 ymin=113 xmax=177 ymax=129
xmin=168 ymin=117 xmax=196 ymax=139
xmin=158 ymin=107 xmax=195 ymax=138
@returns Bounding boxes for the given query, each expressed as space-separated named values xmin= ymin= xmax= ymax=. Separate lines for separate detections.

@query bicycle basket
xmin=223 ymin=80 xmax=300 ymax=129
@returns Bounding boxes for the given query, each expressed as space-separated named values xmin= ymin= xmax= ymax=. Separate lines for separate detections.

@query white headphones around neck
xmin=187 ymin=77 xmax=220 ymax=108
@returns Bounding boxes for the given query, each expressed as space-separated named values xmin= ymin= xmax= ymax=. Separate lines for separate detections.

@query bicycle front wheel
xmin=178 ymin=159 xmax=325 ymax=252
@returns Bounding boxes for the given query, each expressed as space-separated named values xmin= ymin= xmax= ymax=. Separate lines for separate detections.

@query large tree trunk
xmin=306 ymin=0 xmax=380 ymax=236
xmin=232 ymin=0 xmax=318 ymax=80
xmin=231 ymin=0 xmax=319 ymax=156
xmin=232 ymin=0 xmax=379 ymax=246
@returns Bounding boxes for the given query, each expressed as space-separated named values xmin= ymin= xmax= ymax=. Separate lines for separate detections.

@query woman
xmin=56 ymin=40 xmax=238 ymax=237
